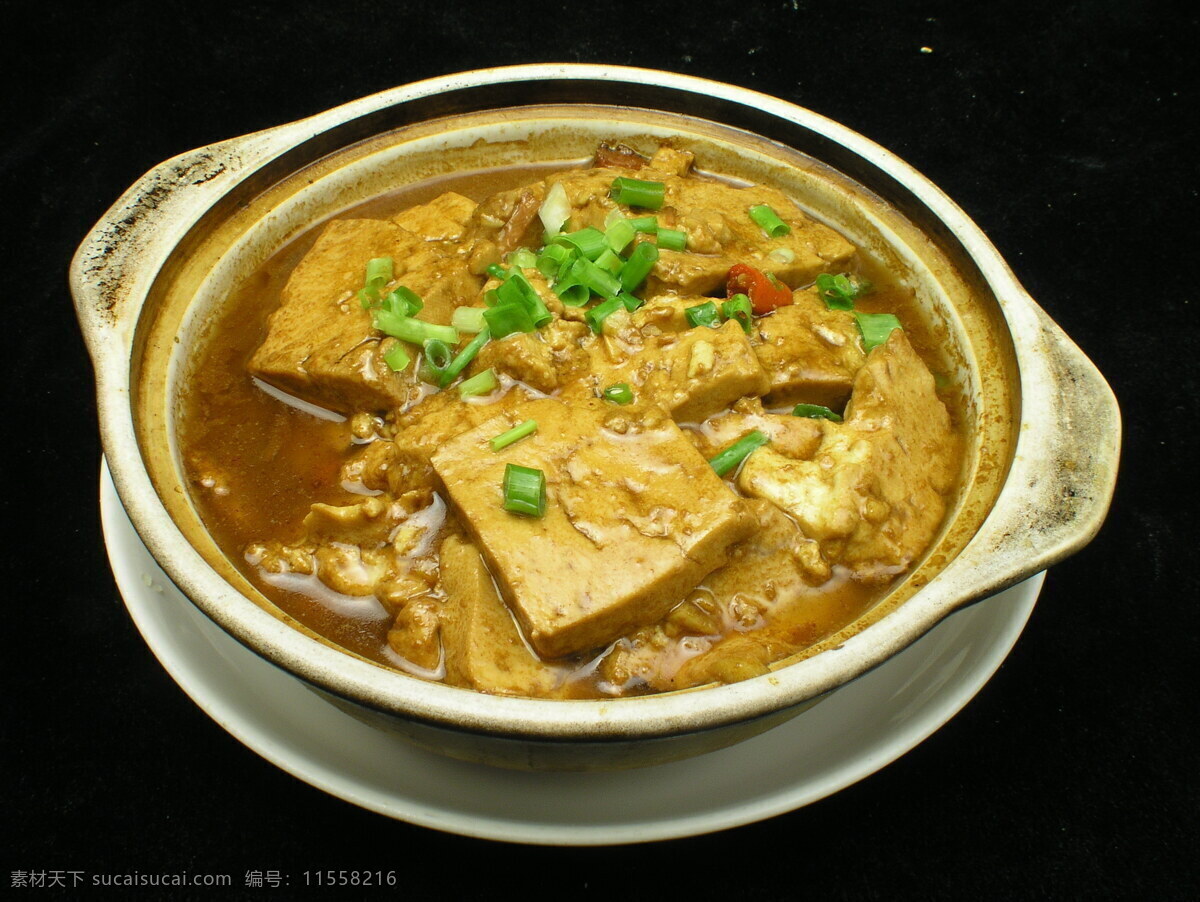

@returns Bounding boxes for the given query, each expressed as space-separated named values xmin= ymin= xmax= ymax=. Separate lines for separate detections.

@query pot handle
xmin=954 ymin=294 xmax=1121 ymax=600
xmin=69 ymin=119 xmax=315 ymax=359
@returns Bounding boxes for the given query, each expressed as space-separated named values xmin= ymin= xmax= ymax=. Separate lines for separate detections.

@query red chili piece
xmin=726 ymin=263 xmax=792 ymax=314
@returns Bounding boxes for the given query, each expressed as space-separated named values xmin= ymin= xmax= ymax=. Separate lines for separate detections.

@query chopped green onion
xmin=382 ymin=343 xmax=411 ymax=372
xmin=815 ymin=272 xmax=871 ymax=311
xmin=438 ymin=327 xmax=491 ymax=387
xmin=594 ymin=248 xmax=624 ymax=275
xmin=749 ymin=204 xmax=791 ymax=238
xmin=685 ymin=300 xmax=721 ymax=329
xmin=419 ymin=338 xmax=454 ymax=384
xmin=792 ymin=403 xmax=843 ymax=422
xmin=537 ymin=244 xmax=574 ymax=280
xmin=617 ymin=292 xmax=644 ymax=312
xmin=451 ymin=306 xmax=487 ymax=334
xmin=604 ymin=219 xmax=636 ymax=254
xmin=854 ymin=312 xmax=902 ymax=351
xmin=767 ymin=247 xmax=796 ymax=264
xmin=611 ymin=177 xmax=665 ymax=210
xmin=507 ymin=247 xmax=538 ymax=269
xmin=382 ymin=286 xmax=423 ymax=317
xmin=602 ymin=383 xmax=634 ymax=405
xmin=585 ymin=296 xmax=626 ymax=334
xmin=483 ymin=301 xmax=536 ymax=339
xmin=490 ymin=419 xmax=538 ymax=451
xmin=722 ymin=294 xmax=754 ymax=333
xmin=365 ymin=257 xmax=394 ymax=293
xmin=372 ymin=308 xmax=459 ymax=345
xmin=358 ymin=257 xmax=395 ymax=308
xmin=628 ymin=215 xmax=658 ymax=233
xmin=486 ymin=263 xmax=509 ymax=281
xmin=565 ymin=256 xmax=622 ymax=299
xmin=709 ymin=430 xmax=770 ymax=477
xmin=483 ymin=288 xmax=501 ymax=307
xmin=553 ymin=227 xmax=607 ymax=261
xmin=502 ymin=463 xmax=546 ymax=517
xmin=458 ymin=367 xmax=498 ymax=398
xmin=552 ymin=280 xmax=591 ymax=307
xmin=656 ymin=228 xmax=687 ymax=252
xmin=538 ymin=182 xmax=572 ymax=235
xmin=619 ymin=242 xmax=659 ymax=293
xmin=495 ymin=271 xmax=552 ymax=327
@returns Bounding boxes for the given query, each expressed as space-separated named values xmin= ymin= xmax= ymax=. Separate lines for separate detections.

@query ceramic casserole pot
xmin=70 ymin=65 xmax=1120 ymax=770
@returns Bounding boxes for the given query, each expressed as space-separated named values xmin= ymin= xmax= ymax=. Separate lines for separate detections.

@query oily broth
xmin=179 ymin=159 xmax=960 ymax=697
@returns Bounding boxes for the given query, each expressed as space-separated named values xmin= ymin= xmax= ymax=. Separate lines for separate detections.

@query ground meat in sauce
xmin=181 ymin=143 xmax=961 ymax=699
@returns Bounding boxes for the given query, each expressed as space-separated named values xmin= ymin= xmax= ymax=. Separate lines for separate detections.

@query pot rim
xmin=71 ymin=64 xmax=1120 ymax=743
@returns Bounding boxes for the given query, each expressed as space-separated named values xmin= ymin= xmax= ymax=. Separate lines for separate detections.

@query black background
xmin=4 ymin=1 xmax=1197 ymax=898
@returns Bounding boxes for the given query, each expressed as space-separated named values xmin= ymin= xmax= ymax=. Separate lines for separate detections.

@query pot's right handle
xmin=954 ymin=293 xmax=1121 ymax=600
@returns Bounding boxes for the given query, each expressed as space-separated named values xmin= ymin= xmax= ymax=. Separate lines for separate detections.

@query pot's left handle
xmin=69 ymin=120 xmax=314 ymax=360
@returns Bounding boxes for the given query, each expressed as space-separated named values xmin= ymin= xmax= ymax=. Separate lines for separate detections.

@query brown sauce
xmin=179 ymin=155 xmax=962 ymax=698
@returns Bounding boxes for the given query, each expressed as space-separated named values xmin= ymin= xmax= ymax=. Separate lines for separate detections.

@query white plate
xmin=101 ymin=460 xmax=1041 ymax=845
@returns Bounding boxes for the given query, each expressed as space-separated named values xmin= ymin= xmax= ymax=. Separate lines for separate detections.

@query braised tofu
xmin=438 ymin=535 xmax=556 ymax=696
xmin=431 ymin=398 xmax=756 ymax=658
xmin=248 ymin=218 xmax=424 ymax=413
xmin=391 ymin=191 xmax=477 ymax=241
xmin=753 ymin=288 xmax=867 ymax=409
xmin=573 ymin=319 xmax=771 ymax=424
xmin=738 ymin=330 xmax=958 ymax=582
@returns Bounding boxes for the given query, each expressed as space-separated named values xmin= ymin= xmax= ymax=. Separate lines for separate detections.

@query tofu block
xmin=431 ymin=398 xmax=756 ymax=658
xmin=438 ymin=534 xmax=555 ymax=696
xmin=248 ymin=213 xmax=483 ymax=413
xmin=739 ymin=331 xmax=958 ymax=582
xmin=391 ymin=191 xmax=477 ymax=241
xmin=589 ymin=319 xmax=771 ymax=424
xmin=753 ymin=289 xmax=866 ymax=408
xmin=249 ymin=218 xmax=423 ymax=413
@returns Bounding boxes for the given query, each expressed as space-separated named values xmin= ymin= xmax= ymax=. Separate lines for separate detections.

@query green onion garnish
xmin=382 ymin=343 xmax=411 ymax=372
xmin=372 ymin=308 xmax=459 ymax=345
xmin=657 ymin=228 xmax=687 ymax=252
xmin=495 ymin=271 xmax=552 ymax=328
xmin=617 ymin=292 xmax=644 ymax=312
xmin=507 ymin=247 xmax=538 ymax=269
xmin=552 ymin=280 xmax=591 ymax=307
xmin=749 ymin=204 xmax=791 ymax=238
xmin=594 ymin=248 xmax=624 ymax=275
xmin=419 ymin=339 xmax=454 ymax=384
xmin=537 ymin=244 xmax=574 ymax=279
xmin=685 ymin=301 xmax=721 ymax=329
xmin=628 ymin=215 xmax=658 ymax=233
xmin=451 ymin=306 xmax=487 ymax=334
xmin=602 ymin=383 xmax=634 ymax=405
xmin=815 ymin=272 xmax=871 ymax=311
xmin=722 ymin=294 xmax=753 ymax=333
xmin=458 ymin=367 xmax=498 ymax=398
xmin=565 ymin=257 xmax=622 ymax=299
xmin=483 ymin=301 xmax=536 ymax=339
xmin=611 ymin=177 xmax=666 ymax=210
xmin=490 ymin=419 xmax=538 ymax=451
xmin=382 ymin=286 xmax=423 ymax=317
xmin=438 ymin=327 xmax=491 ymax=388
xmin=853 ymin=312 xmax=902 ymax=351
xmin=502 ymin=463 xmax=547 ymax=518
xmin=553 ymin=227 xmax=607 ymax=261
xmin=792 ymin=403 xmax=843 ymax=422
xmin=585 ymin=296 xmax=626 ymax=334
xmin=605 ymin=219 xmax=636 ymax=254
xmin=365 ymin=257 xmax=394 ymax=294
xmin=619 ymin=242 xmax=659 ymax=294
xmin=709 ymin=430 xmax=770 ymax=477
xmin=486 ymin=263 xmax=509 ymax=282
